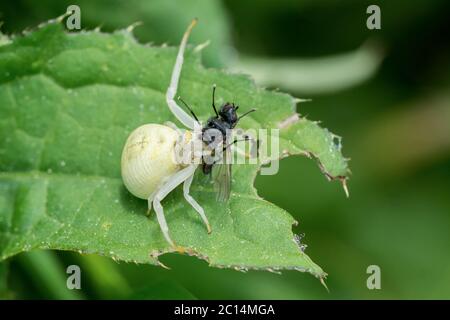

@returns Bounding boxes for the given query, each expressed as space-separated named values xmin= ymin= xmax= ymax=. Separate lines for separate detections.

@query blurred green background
xmin=1 ymin=0 xmax=449 ymax=299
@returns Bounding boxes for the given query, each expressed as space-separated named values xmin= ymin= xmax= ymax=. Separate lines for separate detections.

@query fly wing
xmin=212 ymin=144 xmax=232 ymax=202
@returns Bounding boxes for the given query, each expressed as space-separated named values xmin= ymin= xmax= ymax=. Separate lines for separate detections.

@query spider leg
xmin=166 ymin=19 xmax=198 ymax=130
xmin=151 ymin=164 xmax=199 ymax=249
xmin=183 ymin=168 xmax=211 ymax=233
xmin=163 ymin=121 xmax=179 ymax=131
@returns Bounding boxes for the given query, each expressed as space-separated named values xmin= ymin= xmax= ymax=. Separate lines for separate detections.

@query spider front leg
xmin=150 ymin=164 xmax=206 ymax=250
xmin=165 ymin=19 xmax=198 ymax=130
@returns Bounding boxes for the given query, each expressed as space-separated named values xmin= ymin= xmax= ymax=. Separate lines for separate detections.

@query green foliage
xmin=0 ymin=21 xmax=348 ymax=279
xmin=234 ymin=44 xmax=384 ymax=94
xmin=0 ymin=0 xmax=231 ymax=67
xmin=15 ymin=251 xmax=82 ymax=299
xmin=0 ymin=262 xmax=8 ymax=298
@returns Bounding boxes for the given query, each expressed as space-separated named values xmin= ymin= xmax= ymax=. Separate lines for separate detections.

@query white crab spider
xmin=121 ymin=19 xmax=255 ymax=249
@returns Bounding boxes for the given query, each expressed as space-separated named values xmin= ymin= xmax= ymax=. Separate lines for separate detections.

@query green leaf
xmin=0 ymin=0 xmax=232 ymax=67
xmin=0 ymin=21 xmax=349 ymax=279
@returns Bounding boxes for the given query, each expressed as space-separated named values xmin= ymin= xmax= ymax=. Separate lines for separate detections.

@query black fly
xmin=178 ymin=84 xmax=256 ymax=201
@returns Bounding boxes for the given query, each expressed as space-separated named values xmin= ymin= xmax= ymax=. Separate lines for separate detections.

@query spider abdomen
xmin=121 ymin=124 xmax=181 ymax=199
